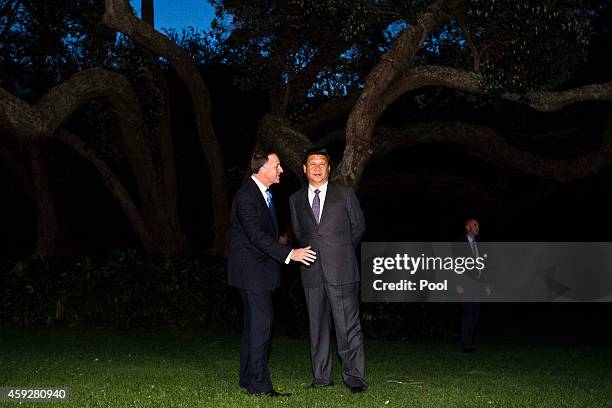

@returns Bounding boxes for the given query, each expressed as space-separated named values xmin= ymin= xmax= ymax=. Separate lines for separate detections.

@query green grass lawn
xmin=1 ymin=326 xmax=611 ymax=407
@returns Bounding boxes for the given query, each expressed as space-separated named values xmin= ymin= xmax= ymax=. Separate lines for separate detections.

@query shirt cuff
xmin=285 ymin=249 xmax=293 ymax=264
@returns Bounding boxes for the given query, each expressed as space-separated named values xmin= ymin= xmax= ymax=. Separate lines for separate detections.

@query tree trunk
xmin=257 ymin=115 xmax=313 ymax=177
xmin=0 ymin=68 xmax=186 ymax=254
xmin=55 ymin=128 xmax=156 ymax=253
xmin=339 ymin=0 xmax=451 ymax=186
xmin=104 ymin=0 xmax=230 ymax=254
xmin=30 ymin=140 xmax=58 ymax=257
xmin=141 ymin=0 xmax=153 ymax=27
xmin=139 ymin=0 xmax=187 ymax=253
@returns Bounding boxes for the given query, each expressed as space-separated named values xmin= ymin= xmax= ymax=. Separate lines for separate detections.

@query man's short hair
xmin=303 ymin=147 xmax=330 ymax=165
xmin=250 ymin=148 xmax=276 ymax=174
xmin=464 ymin=218 xmax=479 ymax=226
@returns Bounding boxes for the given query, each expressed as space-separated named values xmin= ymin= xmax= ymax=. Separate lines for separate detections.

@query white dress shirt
xmin=466 ymin=234 xmax=479 ymax=257
xmin=251 ymin=175 xmax=269 ymax=202
xmin=308 ymin=181 xmax=328 ymax=221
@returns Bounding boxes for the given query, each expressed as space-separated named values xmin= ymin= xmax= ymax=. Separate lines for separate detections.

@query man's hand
xmin=290 ymin=246 xmax=317 ymax=265
xmin=485 ymin=286 xmax=491 ymax=296
xmin=278 ymin=233 xmax=289 ymax=245
xmin=456 ymin=285 xmax=464 ymax=295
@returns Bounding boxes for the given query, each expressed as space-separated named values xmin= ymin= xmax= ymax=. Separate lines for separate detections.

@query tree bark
xmin=295 ymin=92 xmax=360 ymax=137
xmin=316 ymin=121 xmax=612 ymax=182
xmin=55 ymin=128 xmax=156 ymax=253
xmin=0 ymin=68 xmax=182 ymax=254
xmin=139 ymin=0 xmax=187 ymax=253
xmin=257 ymin=115 xmax=314 ymax=177
xmin=29 ymin=140 xmax=58 ymax=258
xmin=103 ymin=0 xmax=230 ymax=254
xmin=0 ymin=141 xmax=34 ymax=201
xmin=359 ymin=173 xmax=560 ymax=211
xmin=371 ymin=122 xmax=612 ymax=182
xmin=338 ymin=0 xmax=454 ymax=186
xmin=141 ymin=0 xmax=153 ymax=27
xmin=382 ymin=65 xmax=612 ymax=114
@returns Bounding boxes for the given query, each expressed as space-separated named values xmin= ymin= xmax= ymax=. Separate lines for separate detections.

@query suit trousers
xmin=238 ymin=288 xmax=274 ymax=394
xmin=461 ymin=301 xmax=481 ymax=350
xmin=304 ymin=281 xmax=367 ymax=388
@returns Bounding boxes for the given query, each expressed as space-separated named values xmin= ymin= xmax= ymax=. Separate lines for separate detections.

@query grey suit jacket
xmin=289 ymin=182 xmax=365 ymax=288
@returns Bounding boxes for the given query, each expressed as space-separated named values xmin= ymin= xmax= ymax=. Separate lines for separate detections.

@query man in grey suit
xmin=289 ymin=147 xmax=368 ymax=393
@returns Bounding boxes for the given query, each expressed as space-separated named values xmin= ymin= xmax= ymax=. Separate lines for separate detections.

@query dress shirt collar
xmin=308 ymin=181 xmax=328 ymax=195
xmin=251 ymin=174 xmax=269 ymax=198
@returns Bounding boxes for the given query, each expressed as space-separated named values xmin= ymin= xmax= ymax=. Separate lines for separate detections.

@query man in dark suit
xmin=454 ymin=218 xmax=490 ymax=353
xmin=289 ymin=147 xmax=368 ymax=393
xmin=228 ymin=149 xmax=316 ymax=397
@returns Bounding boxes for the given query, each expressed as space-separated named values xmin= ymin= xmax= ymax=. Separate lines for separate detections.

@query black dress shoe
xmin=252 ymin=390 xmax=291 ymax=397
xmin=350 ymin=386 xmax=366 ymax=394
xmin=309 ymin=382 xmax=333 ymax=389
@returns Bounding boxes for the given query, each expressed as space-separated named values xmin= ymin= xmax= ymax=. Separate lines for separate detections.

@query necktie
xmin=470 ymin=239 xmax=482 ymax=279
xmin=469 ymin=240 xmax=477 ymax=256
xmin=312 ymin=189 xmax=321 ymax=224
xmin=265 ymin=189 xmax=276 ymax=224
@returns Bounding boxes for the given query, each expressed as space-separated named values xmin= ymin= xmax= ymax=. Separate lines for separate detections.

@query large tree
xmin=0 ymin=0 xmax=226 ymax=255
xmin=213 ymin=0 xmax=612 ymax=188
xmin=103 ymin=0 xmax=230 ymax=254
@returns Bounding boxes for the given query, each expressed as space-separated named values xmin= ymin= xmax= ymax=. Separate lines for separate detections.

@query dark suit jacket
xmin=289 ymin=182 xmax=365 ymax=288
xmin=452 ymin=235 xmax=486 ymax=300
xmin=227 ymin=178 xmax=292 ymax=291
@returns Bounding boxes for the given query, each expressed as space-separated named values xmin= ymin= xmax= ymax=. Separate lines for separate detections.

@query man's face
xmin=465 ymin=219 xmax=480 ymax=237
xmin=303 ymin=154 xmax=330 ymax=187
xmin=258 ymin=154 xmax=283 ymax=187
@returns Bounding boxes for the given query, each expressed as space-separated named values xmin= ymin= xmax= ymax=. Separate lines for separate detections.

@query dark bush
xmin=0 ymin=251 xmax=459 ymax=339
xmin=0 ymin=250 xmax=241 ymax=332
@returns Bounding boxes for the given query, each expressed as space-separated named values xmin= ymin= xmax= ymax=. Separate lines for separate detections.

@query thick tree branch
xmin=359 ymin=173 xmax=502 ymax=207
xmin=359 ymin=172 xmax=561 ymax=211
xmin=55 ymin=128 xmax=155 ymax=253
xmin=295 ymin=92 xmax=361 ymax=136
xmin=103 ymin=0 xmax=230 ymax=253
xmin=373 ymin=122 xmax=612 ymax=182
xmin=383 ymin=65 xmax=612 ymax=114
xmin=139 ymin=0 xmax=186 ymax=252
xmin=0 ymin=68 xmax=175 ymax=254
xmin=339 ymin=0 xmax=457 ymax=186
xmin=507 ymin=83 xmax=612 ymax=112
xmin=257 ymin=115 xmax=314 ymax=176
xmin=0 ymin=69 xmax=160 ymax=218
xmin=317 ymin=120 xmax=612 ymax=182
xmin=0 ymin=67 xmax=147 ymax=142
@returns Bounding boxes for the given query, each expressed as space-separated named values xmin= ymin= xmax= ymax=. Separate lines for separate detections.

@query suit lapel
xmin=318 ymin=183 xmax=338 ymax=226
xmin=248 ymin=178 xmax=277 ymax=230
xmin=300 ymin=186 xmax=318 ymax=226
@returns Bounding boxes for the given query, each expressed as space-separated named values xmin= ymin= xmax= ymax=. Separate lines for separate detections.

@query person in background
xmin=454 ymin=218 xmax=490 ymax=353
